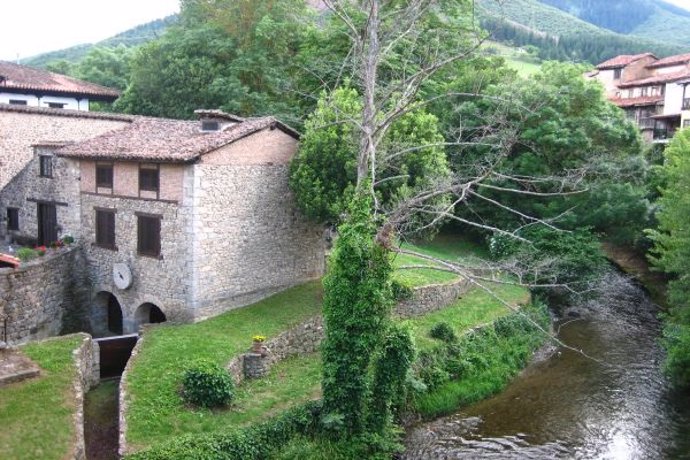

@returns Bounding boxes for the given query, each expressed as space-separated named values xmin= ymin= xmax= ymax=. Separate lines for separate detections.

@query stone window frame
xmin=96 ymin=162 xmax=114 ymax=190
xmin=136 ymin=212 xmax=162 ymax=259
xmin=94 ymin=208 xmax=117 ymax=251
xmin=139 ymin=163 xmax=160 ymax=198
xmin=6 ymin=207 xmax=19 ymax=231
xmin=39 ymin=155 xmax=53 ymax=178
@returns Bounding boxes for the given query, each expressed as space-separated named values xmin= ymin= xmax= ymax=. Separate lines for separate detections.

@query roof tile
xmin=596 ymin=53 xmax=656 ymax=70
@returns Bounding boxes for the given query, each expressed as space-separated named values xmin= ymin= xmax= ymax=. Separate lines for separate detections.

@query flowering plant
xmin=252 ymin=335 xmax=266 ymax=343
xmin=35 ymin=245 xmax=47 ymax=256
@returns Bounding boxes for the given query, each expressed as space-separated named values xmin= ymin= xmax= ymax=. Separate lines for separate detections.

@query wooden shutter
xmin=137 ymin=215 xmax=161 ymax=257
xmin=96 ymin=210 xmax=116 ymax=249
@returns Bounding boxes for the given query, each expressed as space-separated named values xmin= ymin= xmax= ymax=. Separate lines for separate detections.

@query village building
xmin=0 ymin=60 xmax=119 ymax=111
xmin=0 ymin=63 xmax=324 ymax=344
xmin=590 ymin=52 xmax=690 ymax=143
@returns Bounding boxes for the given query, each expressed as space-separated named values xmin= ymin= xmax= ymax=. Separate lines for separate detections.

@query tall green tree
xmin=648 ymin=128 xmax=690 ymax=387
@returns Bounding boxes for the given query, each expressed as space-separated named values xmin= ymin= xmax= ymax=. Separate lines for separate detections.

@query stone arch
xmin=134 ymin=302 xmax=167 ymax=329
xmin=91 ymin=291 xmax=123 ymax=337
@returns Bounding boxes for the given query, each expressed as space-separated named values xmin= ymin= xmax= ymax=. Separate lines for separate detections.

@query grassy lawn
xmin=0 ymin=335 xmax=84 ymax=460
xmin=392 ymin=234 xmax=487 ymax=287
xmin=482 ymin=40 xmax=542 ymax=77
xmin=126 ymin=233 xmax=531 ymax=453
xmin=125 ymin=281 xmax=323 ymax=450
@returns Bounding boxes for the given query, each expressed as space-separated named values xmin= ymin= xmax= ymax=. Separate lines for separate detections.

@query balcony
xmin=683 ymin=98 xmax=690 ymax=110
xmin=654 ymin=128 xmax=675 ymax=141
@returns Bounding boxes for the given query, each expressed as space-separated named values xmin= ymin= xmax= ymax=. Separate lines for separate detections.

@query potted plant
xmin=252 ymin=335 xmax=266 ymax=353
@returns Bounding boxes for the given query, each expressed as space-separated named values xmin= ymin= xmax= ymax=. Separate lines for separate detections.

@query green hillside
xmin=21 ymin=15 xmax=178 ymax=68
xmin=538 ymin=0 xmax=690 ymax=46
xmin=478 ymin=0 xmax=689 ymax=65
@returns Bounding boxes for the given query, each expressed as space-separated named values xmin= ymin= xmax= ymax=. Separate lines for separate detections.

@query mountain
xmin=477 ymin=0 xmax=689 ymax=64
xmin=21 ymin=15 xmax=178 ymax=68
xmin=537 ymin=0 xmax=690 ymax=46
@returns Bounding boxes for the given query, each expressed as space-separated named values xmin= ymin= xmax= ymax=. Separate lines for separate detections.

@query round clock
xmin=113 ymin=263 xmax=133 ymax=290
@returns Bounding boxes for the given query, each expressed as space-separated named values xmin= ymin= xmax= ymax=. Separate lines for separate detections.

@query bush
xmin=16 ymin=247 xmax=38 ymax=262
xmin=61 ymin=235 xmax=75 ymax=245
xmin=429 ymin=322 xmax=457 ymax=343
xmin=391 ymin=280 xmax=413 ymax=301
xmin=181 ymin=360 xmax=234 ymax=408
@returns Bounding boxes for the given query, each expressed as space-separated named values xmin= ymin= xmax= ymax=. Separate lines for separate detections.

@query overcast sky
xmin=0 ymin=0 xmax=180 ymax=61
xmin=2 ymin=0 xmax=690 ymax=62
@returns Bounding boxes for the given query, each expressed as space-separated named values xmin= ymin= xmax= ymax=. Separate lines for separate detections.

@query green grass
xmin=0 ymin=335 xmax=84 ymax=460
xmin=392 ymin=234 xmax=487 ymax=287
xmin=409 ymin=282 xmax=531 ymax=351
xmin=125 ymin=281 xmax=323 ymax=450
xmin=126 ymin=233 xmax=532 ymax=453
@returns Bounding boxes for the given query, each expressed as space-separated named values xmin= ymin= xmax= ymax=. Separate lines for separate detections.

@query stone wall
xmin=0 ymin=246 xmax=91 ymax=345
xmin=190 ymin=163 xmax=325 ymax=320
xmin=70 ymin=333 xmax=100 ymax=460
xmin=395 ymin=278 xmax=471 ymax=318
xmin=80 ymin=191 xmax=193 ymax=333
xmin=225 ymin=278 xmax=471 ymax=385
xmin=1 ymin=152 xmax=81 ymax=244
xmin=0 ymin=106 xmax=132 ymax=239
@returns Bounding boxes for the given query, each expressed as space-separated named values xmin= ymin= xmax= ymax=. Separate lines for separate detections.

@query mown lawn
xmin=125 ymin=281 xmax=323 ymax=450
xmin=125 ymin=234 xmax=531 ymax=453
xmin=0 ymin=335 xmax=84 ymax=460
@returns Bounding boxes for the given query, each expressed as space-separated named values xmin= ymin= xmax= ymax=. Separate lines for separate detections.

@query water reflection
xmin=404 ymin=272 xmax=690 ymax=459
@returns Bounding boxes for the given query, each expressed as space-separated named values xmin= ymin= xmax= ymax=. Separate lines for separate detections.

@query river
xmin=403 ymin=271 xmax=690 ymax=459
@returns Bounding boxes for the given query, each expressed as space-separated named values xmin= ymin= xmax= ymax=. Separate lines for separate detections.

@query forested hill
xmin=477 ymin=0 xmax=689 ymax=64
xmin=20 ymin=15 xmax=178 ymax=68
xmin=538 ymin=0 xmax=690 ymax=46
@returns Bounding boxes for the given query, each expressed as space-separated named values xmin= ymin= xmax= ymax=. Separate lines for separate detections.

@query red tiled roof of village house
xmin=609 ymin=95 xmax=664 ymax=108
xmin=0 ymin=102 xmax=135 ymax=121
xmin=596 ymin=53 xmax=656 ymax=70
xmin=618 ymin=69 xmax=690 ymax=88
xmin=0 ymin=61 xmax=120 ymax=99
xmin=647 ymin=52 xmax=690 ymax=68
xmin=57 ymin=115 xmax=300 ymax=163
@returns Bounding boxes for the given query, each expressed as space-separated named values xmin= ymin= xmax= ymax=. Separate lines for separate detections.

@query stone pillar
xmin=243 ymin=351 xmax=270 ymax=379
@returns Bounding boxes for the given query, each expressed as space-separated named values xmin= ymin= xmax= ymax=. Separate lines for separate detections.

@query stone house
xmin=1 ymin=104 xmax=324 ymax=341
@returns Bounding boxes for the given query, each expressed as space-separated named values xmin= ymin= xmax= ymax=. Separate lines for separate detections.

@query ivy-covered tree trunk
xmin=320 ymin=195 xmax=393 ymax=435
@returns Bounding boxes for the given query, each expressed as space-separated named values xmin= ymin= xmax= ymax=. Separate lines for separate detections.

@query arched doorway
xmin=92 ymin=292 xmax=123 ymax=337
xmin=134 ymin=303 xmax=167 ymax=328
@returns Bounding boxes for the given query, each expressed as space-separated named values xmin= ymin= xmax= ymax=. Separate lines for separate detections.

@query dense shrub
xmin=181 ymin=360 xmax=235 ymax=408
xmin=429 ymin=322 xmax=457 ymax=343
xmin=391 ymin=280 xmax=413 ymax=301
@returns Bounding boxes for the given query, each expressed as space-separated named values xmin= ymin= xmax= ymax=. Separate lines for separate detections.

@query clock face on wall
xmin=113 ymin=263 xmax=133 ymax=290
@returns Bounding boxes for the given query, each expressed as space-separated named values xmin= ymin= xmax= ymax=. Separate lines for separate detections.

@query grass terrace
xmin=124 ymin=234 xmax=531 ymax=453
xmin=0 ymin=335 xmax=84 ymax=460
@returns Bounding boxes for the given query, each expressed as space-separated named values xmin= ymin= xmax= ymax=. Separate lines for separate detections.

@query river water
xmin=404 ymin=271 xmax=690 ymax=459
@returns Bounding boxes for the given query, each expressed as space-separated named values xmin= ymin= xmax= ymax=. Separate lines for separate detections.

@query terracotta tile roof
xmin=609 ymin=95 xmax=664 ymax=108
xmin=58 ymin=116 xmax=300 ymax=163
xmin=596 ymin=53 xmax=656 ymax=70
xmin=647 ymin=53 xmax=690 ymax=69
xmin=618 ymin=69 xmax=690 ymax=88
xmin=0 ymin=102 xmax=136 ymax=121
xmin=0 ymin=61 xmax=120 ymax=100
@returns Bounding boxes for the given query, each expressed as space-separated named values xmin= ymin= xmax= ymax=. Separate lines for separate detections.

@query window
xmin=139 ymin=164 xmax=159 ymax=193
xmin=7 ymin=208 xmax=19 ymax=231
xmin=9 ymin=99 xmax=27 ymax=105
xmin=39 ymin=155 xmax=53 ymax=178
xmin=95 ymin=209 xmax=116 ymax=250
xmin=201 ymin=120 xmax=220 ymax=131
xmin=96 ymin=163 xmax=113 ymax=188
xmin=684 ymin=120 xmax=690 ymax=128
xmin=47 ymin=102 xmax=65 ymax=109
xmin=613 ymin=68 xmax=622 ymax=79
xmin=641 ymin=87 xmax=648 ymax=97
xmin=137 ymin=214 xmax=161 ymax=258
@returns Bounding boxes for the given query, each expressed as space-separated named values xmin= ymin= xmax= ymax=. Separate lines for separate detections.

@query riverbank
xmin=601 ymin=242 xmax=668 ymax=307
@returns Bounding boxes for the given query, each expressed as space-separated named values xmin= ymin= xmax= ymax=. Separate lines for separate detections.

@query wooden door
xmin=37 ymin=203 xmax=57 ymax=246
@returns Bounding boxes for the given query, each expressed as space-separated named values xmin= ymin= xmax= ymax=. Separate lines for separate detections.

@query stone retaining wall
xmin=226 ymin=278 xmax=471 ymax=385
xmin=395 ymin=278 xmax=472 ymax=318
xmin=0 ymin=246 xmax=90 ymax=345
xmin=70 ymin=333 xmax=99 ymax=460
xmin=118 ymin=327 xmax=146 ymax=458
